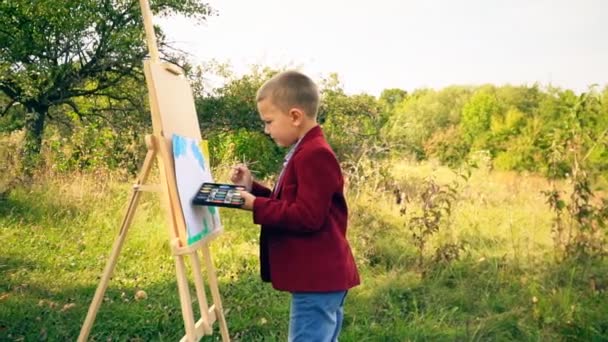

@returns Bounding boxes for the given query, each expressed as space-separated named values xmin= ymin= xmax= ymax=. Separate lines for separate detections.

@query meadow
xmin=1 ymin=160 xmax=606 ymax=341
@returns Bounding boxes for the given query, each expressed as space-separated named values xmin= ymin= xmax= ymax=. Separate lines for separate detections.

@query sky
xmin=157 ymin=0 xmax=608 ymax=96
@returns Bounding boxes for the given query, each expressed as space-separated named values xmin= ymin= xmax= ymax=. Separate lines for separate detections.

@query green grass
xmin=1 ymin=167 xmax=607 ymax=341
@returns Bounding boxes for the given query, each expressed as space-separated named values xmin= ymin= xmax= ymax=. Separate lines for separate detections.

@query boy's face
xmin=257 ymin=98 xmax=301 ymax=148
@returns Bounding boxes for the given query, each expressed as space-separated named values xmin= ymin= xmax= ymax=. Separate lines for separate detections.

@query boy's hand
xmin=239 ymin=190 xmax=256 ymax=211
xmin=230 ymin=164 xmax=253 ymax=191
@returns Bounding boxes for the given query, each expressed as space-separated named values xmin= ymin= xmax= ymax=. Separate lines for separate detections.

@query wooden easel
xmin=77 ymin=1 xmax=230 ymax=341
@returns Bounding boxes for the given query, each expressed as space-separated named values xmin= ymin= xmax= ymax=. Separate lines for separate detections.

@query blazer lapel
xmin=273 ymin=125 xmax=323 ymax=198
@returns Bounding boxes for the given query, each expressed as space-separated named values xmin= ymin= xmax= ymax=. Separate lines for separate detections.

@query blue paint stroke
xmin=172 ymin=134 xmax=187 ymax=158
xmin=190 ymin=140 xmax=206 ymax=170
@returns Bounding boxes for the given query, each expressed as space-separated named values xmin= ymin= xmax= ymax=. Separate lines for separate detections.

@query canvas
xmin=172 ymin=134 xmax=222 ymax=245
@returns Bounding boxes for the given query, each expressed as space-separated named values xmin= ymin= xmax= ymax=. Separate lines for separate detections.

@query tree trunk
xmin=21 ymin=105 xmax=47 ymax=176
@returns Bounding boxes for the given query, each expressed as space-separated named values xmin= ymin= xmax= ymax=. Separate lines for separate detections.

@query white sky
xmin=157 ymin=0 xmax=607 ymax=96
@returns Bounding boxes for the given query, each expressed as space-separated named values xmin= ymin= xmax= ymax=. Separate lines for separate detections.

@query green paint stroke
xmin=187 ymin=217 xmax=212 ymax=245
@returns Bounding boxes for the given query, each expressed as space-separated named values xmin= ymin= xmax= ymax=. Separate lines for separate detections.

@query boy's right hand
xmin=230 ymin=164 xmax=253 ymax=192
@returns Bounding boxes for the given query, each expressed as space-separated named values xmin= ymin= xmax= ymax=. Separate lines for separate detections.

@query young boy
xmin=230 ymin=70 xmax=360 ymax=341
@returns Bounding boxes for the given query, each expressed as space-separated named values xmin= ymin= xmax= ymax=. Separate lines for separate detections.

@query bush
xmin=0 ymin=131 xmax=24 ymax=194
xmin=207 ymin=129 xmax=284 ymax=179
xmin=424 ymin=126 xmax=470 ymax=167
xmin=44 ymin=122 xmax=144 ymax=175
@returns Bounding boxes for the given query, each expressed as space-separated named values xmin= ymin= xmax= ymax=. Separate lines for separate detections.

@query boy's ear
xmin=289 ymin=108 xmax=305 ymax=126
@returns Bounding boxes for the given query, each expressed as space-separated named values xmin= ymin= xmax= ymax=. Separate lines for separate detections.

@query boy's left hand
xmin=239 ymin=190 xmax=256 ymax=211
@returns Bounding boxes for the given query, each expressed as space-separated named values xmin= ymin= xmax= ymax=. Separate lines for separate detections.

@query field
xmin=1 ymin=162 xmax=607 ymax=341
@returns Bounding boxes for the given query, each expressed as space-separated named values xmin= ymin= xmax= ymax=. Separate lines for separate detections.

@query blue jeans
xmin=288 ymin=291 xmax=348 ymax=342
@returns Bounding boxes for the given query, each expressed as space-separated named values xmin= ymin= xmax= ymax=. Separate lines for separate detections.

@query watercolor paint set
xmin=192 ymin=182 xmax=245 ymax=208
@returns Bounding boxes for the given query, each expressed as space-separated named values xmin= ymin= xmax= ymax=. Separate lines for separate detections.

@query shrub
xmin=207 ymin=129 xmax=284 ymax=179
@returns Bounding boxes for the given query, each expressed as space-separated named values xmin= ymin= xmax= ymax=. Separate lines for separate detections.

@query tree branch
xmin=62 ymin=99 xmax=84 ymax=120
xmin=47 ymin=62 xmax=141 ymax=105
xmin=0 ymin=99 xmax=18 ymax=117
xmin=95 ymin=92 xmax=137 ymax=102
xmin=0 ymin=82 xmax=20 ymax=100
xmin=51 ymin=115 xmax=73 ymax=131
xmin=81 ymin=110 xmax=112 ymax=124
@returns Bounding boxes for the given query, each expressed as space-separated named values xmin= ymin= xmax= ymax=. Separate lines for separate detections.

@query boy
xmin=230 ymin=70 xmax=360 ymax=341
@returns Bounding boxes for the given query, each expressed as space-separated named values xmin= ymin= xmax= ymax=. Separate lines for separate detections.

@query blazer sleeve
xmin=252 ymin=147 xmax=341 ymax=232
xmin=251 ymin=181 xmax=272 ymax=198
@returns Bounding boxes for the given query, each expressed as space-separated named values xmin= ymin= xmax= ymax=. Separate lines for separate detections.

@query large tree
xmin=0 ymin=0 xmax=213 ymax=172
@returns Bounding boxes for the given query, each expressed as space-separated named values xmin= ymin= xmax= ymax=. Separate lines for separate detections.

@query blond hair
xmin=256 ymin=70 xmax=320 ymax=118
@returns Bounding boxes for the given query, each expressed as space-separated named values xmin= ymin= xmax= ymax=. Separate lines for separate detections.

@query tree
xmin=322 ymin=91 xmax=383 ymax=161
xmin=378 ymin=88 xmax=407 ymax=113
xmin=316 ymin=73 xmax=385 ymax=161
xmin=195 ymin=64 xmax=278 ymax=135
xmin=461 ymin=87 xmax=501 ymax=144
xmin=385 ymin=86 xmax=472 ymax=159
xmin=193 ymin=64 xmax=285 ymax=176
xmin=424 ymin=126 xmax=469 ymax=167
xmin=0 ymin=0 xmax=213 ymax=173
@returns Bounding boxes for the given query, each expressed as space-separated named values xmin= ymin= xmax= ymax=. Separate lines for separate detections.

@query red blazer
xmin=251 ymin=126 xmax=360 ymax=292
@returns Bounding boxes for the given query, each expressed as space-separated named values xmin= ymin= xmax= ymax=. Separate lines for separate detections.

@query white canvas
xmin=172 ymin=134 xmax=222 ymax=244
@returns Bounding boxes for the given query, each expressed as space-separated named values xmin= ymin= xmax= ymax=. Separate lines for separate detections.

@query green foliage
xmin=489 ymin=107 xmax=526 ymax=145
xmin=0 ymin=132 xmax=23 ymax=195
xmin=39 ymin=78 xmax=150 ymax=175
xmin=387 ymin=169 xmax=468 ymax=270
xmin=196 ymin=64 xmax=278 ymax=135
xmin=0 ymin=93 xmax=25 ymax=133
xmin=321 ymin=89 xmax=384 ymax=162
xmin=0 ymin=0 xmax=213 ymax=172
xmin=424 ymin=126 xmax=470 ymax=167
xmin=196 ymin=69 xmax=391 ymax=176
xmin=208 ymin=129 xmax=284 ymax=179
xmin=385 ymin=86 xmax=472 ymax=159
xmin=1 ymin=0 xmax=606 ymax=184
xmin=486 ymin=107 xmax=529 ymax=169
xmin=493 ymin=134 xmax=539 ymax=171
xmin=546 ymin=89 xmax=607 ymax=178
xmin=543 ymin=90 xmax=608 ymax=261
xmin=378 ymin=88 xmax=408 ymax=113
xmin=494 ymin=84 xmax=543 ymax=115
xmin=45 ymin=120 xmax=143 ymax=175
xmin=406 ymin=177 xmax=460 ymax=268
xmin=461 ymin=87 xmax=501 ymax=143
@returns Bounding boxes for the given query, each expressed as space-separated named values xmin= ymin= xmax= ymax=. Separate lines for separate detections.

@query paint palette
xmin=192 ymin=182 xmax=245 ymax=208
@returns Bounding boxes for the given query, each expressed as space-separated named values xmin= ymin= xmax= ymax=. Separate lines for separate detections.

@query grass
xmin=1 ymin=163 xmax=607 ymax=341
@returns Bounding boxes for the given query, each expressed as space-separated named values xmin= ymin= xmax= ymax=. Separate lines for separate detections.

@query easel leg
xmin=173 ymin=246 xmax=197 ymax=342
xmin=191 ymin=251 xmax=212 ymax=334
xmin=203 ymin=245 xmax=230 ymax=342
xmin=78 ymin=181 xmax=143 ymax=341
xmin=78 ymin=140 xmax=156 ymax=342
